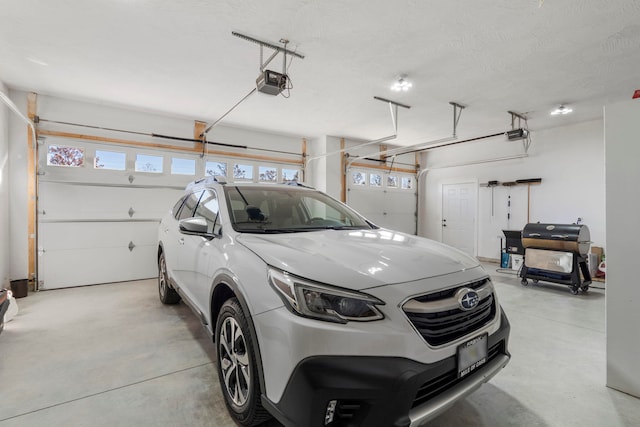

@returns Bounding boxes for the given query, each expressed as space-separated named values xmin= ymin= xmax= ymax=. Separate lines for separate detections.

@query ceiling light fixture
xmin=550 ymin=105 xmax=573 ymax=115
xmin=391 ymin=76 xmax=412 ymax=92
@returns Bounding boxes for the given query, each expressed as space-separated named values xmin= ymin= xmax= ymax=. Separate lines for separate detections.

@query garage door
xmin=346 ymin=168 xmax=417 ymax=235
xmin=37 ymin=137 xmax=303 ymax=289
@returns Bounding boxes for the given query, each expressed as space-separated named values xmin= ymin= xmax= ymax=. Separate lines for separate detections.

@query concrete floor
xmin=1 ymin=265 xmax=639 ymax=427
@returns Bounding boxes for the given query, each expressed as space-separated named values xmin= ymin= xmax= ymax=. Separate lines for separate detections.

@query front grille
xmin=411 ymin=341 xmax=505 ymax=408
xmin=403 ymin=279 xmax=497 ymax=346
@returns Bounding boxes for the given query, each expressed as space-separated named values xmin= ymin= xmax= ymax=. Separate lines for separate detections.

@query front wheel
xmin=158 ymin=252 xmax=180 ymax=304
xmin=216 ymin=298 xmax=270 ymax=426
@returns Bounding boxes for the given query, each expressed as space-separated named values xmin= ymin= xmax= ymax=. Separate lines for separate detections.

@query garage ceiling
xmin=1 ymin=0 xmax=638 ymax=146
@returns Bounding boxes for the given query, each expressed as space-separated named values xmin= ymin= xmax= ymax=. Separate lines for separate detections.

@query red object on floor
xmin=633 ymin=90 xmax=640 ymax=99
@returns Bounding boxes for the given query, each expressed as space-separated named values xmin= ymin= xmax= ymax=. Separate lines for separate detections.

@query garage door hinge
xmin=128 ymin=207 xmax=135 ymax=218
xmin=128 ymin=241 xmax=135 ymax=252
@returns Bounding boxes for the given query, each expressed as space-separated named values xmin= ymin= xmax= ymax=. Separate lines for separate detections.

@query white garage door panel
xmin=347 ymin=189 xmax=387 ymax=226
xmin=38 ymin=182 xmax=182 ymax=221
xmin=347 ymin=173 xmax=417 ymax=235
xmin=38 ymin=222 xmax=158 ymax=289
xmin=39 ymin=246 xmax=157 ymax=289
xmin=382 ymin=191 xmax=416 ymax=234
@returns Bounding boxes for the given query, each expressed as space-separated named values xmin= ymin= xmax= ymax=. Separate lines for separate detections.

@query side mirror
xmin=179 ymin=217 xmax=218 ymax=239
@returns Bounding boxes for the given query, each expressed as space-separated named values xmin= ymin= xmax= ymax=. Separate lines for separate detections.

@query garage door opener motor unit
xmin=519 ymin=223 xmax=592 ymax=294
xmin=256 ymin=70 xmax=288 ymax=95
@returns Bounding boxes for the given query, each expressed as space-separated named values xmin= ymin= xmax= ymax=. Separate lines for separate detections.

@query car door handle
xmin=179 ymin=238 xmax=185 ymax=245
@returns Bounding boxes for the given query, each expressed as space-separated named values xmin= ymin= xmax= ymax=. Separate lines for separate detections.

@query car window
xmin=194 ymin=190 xmax=221 ymax=234
xmin=172 ymin=195 xmax=188 ymax=219
xmin=177 ymin=190 xmax=203 ymax=221
xmin=224 ymin=186 xmax=374 ymax=233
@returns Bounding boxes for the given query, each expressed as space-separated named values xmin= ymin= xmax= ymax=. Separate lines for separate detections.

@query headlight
xmin=268 ymin=268 xmax=385 ymax=323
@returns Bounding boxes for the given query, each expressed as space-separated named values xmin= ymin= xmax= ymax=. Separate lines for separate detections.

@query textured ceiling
xmin=1 ymin=0 xmax=639 ymax=146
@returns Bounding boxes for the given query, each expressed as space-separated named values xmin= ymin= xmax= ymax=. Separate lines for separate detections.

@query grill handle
xmin=527 ymin=233 xmax=541 ymax=237
xmin=551 ymin=234 xmax=569 ymax=239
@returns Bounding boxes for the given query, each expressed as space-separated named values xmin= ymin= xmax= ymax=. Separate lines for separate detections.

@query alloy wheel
xmin=219 ymin=316 xmax=251 ymax=407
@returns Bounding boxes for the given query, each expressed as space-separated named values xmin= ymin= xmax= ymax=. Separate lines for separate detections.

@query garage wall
xmin=419 ymin=119 xmax=605 ymax=259
xmin=0 ymin=82 xmax=9 ymax=287
xmin=8 ymin=90 xmax=306 ymax=284
xmin=605 ymin=98 xmax=640 ymax=398
xmin=8 ymin=89 xmax=28 ymax=281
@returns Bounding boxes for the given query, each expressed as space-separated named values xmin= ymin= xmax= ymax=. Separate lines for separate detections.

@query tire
xmin=216 ymin=298 xmax=271 ymax=426
xmin=158 ymin=252 xmax=180 ymax=305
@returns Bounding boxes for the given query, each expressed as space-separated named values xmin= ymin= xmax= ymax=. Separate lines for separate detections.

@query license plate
xmin=457 ymin=333 xmax=488 ymax=378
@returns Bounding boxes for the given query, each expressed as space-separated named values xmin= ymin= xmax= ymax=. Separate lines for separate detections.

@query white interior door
xmin=442 ymin=182 xmax=477 ymax=256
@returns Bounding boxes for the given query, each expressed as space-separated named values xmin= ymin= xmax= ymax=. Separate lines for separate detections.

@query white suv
xmin=157 ymin=177 xmax=510 ymax=427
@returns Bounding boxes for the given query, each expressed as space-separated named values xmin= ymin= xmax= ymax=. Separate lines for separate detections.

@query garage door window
xmin=233 ymin=164 xmax=253 ymax=181
xmin=387 ymin=175 xmax=398 ymax=188
xmin=135 ymin=154 xmax=163 ymax=173
xmin=259 ymin=166 xmax=277 ymax=183
xmin=369 ymin=173 xmax=382 ymax=187
xmin=282 ymin=168 xmax=299 ymax=182
xmin=94 ymin=150 xmax=126 ymax=170
xmin=206 ymin=161 xmax=227 ymax=178
xmin=401 ymin=177 xmax=413 ymax=190
xmin=47 ymin=145 xmax=85 ymax=167
xmin=171 ymin=158 xmax=196 ymax=175
xmin=352 ymin=171 xmax=366 ymax=186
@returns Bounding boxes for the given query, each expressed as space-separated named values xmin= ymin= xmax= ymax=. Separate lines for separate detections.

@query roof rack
xmin=283 ymin=181 xmax=314 ymax=189
xmin=185 ymin=175 xmax=227 ymax=191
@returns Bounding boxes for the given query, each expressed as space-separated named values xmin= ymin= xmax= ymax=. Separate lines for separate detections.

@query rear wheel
xmin=158 ymin=252 xmax=180 ymax=304
xmin=216 ymin=298 xmax=270 ymax=426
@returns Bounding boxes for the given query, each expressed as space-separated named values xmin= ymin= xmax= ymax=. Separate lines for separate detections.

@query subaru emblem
xmin=457 ymin=288 xmax=479 ymax=311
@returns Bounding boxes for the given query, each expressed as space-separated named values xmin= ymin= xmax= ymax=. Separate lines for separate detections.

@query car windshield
xmin=224 ymin=185 xmax=375 ymax=233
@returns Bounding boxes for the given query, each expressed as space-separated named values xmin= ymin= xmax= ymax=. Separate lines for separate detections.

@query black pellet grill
xmin=519 ymin=223 xmax=592 ymax=294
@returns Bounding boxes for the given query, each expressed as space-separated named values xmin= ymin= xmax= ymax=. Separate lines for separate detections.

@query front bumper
xmin=0 ymin=292 xmax=10 ymax=331
xmin=262 ymin=311 xmax=510 ymax=427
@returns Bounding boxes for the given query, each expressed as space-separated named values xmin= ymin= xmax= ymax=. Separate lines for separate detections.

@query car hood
xmin=236 ymin=229 xmax=480 ymax=290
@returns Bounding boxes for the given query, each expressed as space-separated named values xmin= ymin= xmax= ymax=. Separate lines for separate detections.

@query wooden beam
xmin=350 ymin=161 xmax=416 ymax=174
xmin=27 ymin=92 xmax=37 ymax=286
xmin=193 ymin=121 xmax=207 ymax=142
xmin=37 ymin=129 xmax=303 ymax=165
xmin=380 ymin=144 xmax=387 ymax=161
xmin=340 ymin=138 xmax=346 ymax=202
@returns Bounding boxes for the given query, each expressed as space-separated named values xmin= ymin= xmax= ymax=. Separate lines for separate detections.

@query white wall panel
xmin=420 ymin=119 xmax=605 ymax=260
xmin=605 ymin=99 xmax=640 ymax=398
xmin=0 ymin=81 xmax=9 ymax=286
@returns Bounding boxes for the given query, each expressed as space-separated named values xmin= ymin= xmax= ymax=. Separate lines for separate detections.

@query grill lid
xmin=521 ymin=223 xmax=591 ymax=256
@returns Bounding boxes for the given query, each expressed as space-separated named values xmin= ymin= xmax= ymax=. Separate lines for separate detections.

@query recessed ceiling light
xmin=391 ymin=76 xmax=412 ymax=92
xmin=27 ymin=57 xmax=48 ymax=66
xmin=551 ymin=105 xmax=573 ymax=115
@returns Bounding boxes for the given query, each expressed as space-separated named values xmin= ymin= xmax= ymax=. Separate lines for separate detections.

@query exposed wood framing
xmin=350 ymin=161 xmax=416 ymax=174
xmin=37 ymin=129 xmax=303 ymax=165
xmin=340 ymin=138 xmax=346 ymax=202
xmin=380 ymin=144 xmax=387 ymax=161
xmin=27 ymin=92 xmax=37 ymax=285
xmin=193 ymin=121 xmax=207 ymax=143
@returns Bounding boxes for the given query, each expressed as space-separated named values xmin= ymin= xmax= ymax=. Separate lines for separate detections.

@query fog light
xmin=324 ymin=399 xmax=337 ymax=425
